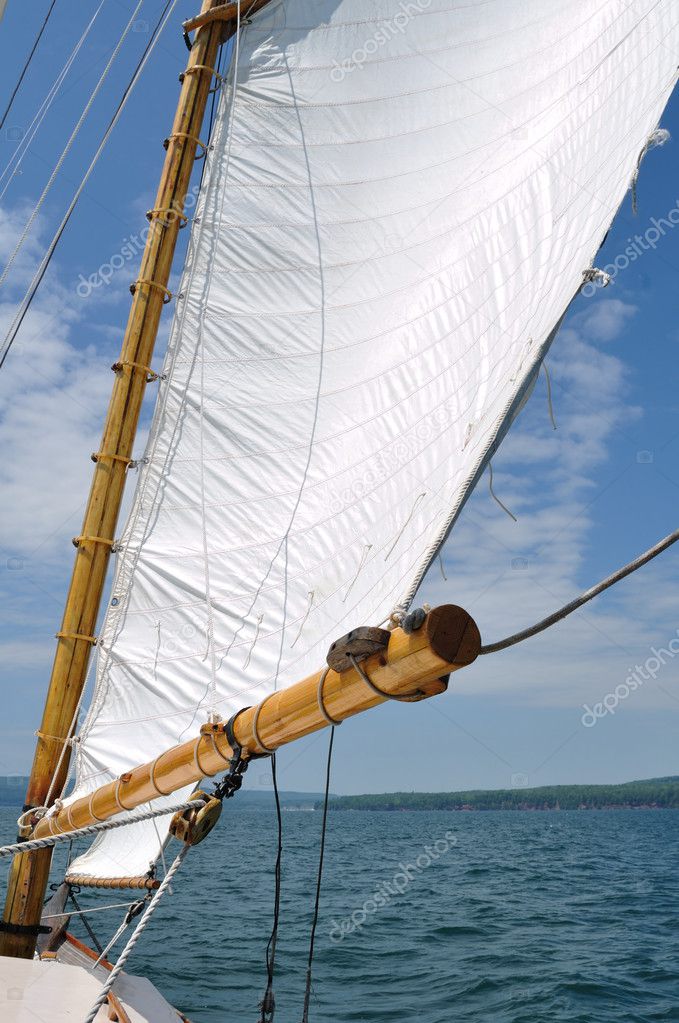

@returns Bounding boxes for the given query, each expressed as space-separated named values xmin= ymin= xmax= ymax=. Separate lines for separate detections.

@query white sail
xmin=65 ymin=0 xmax=678 ymax=880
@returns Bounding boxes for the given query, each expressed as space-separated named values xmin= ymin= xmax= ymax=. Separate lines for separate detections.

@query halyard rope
xmin=480 ymin=526 xmax=679 ymax=655
xmin=0 ymin=0 xmax=139 ymax=288
xmin=0 ymin=798 xmax=205 ymax=857
xmin=81 ymin=845 xmax=190 ymax=1023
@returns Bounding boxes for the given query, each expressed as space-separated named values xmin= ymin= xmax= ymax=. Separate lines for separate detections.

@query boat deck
xmin=0 ymin=932 xmax=187 ymax=1022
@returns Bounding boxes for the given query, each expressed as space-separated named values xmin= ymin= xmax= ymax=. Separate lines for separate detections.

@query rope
xmin=0 ymin=12 xmax=88 ymax=202
xmin=0 ymin=798 xmax=205 ymax=857
xmin=42 ymin=899 xmax=139 ymax=920
xmin=480 ymin=526 xmax=679 ymax=655
xmin=348 ymin=653 xmax=424 ymax=702
xmin=0 ymin=0 xmax=58 ymax=134
xmin=301 ymin=727 xmax=334 ymax=1023
xmin=0 ymin=0 xmax=137 ymax=289
xmin=258 ymin=750 xmax=281 ymax=1023
xmin=488 ymin=462 xmax=517 ymax=521
xmin=81 ymin=845 xmax=189 ymax=1023
xmin=68 ymin=890 xmax=104 ymax=957
xmin=0 ymin=0 xmax=180 ymax=370
xmin=543 ymin=362 xmax=557 ymax=430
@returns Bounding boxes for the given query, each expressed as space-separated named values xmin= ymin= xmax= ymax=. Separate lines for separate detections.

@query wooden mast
xmin=34 ymin=605 xmax=481 ymax=840
xmin=0 ymin=0 xmax=249 ymax=960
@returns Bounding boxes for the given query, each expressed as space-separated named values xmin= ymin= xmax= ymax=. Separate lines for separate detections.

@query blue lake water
xmin=2 ymin=807 xmax=678 ymax=1022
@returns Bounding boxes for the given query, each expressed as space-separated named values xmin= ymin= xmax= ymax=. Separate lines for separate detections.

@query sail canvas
xmin=65 ymin=0 xmax=679 ymax=881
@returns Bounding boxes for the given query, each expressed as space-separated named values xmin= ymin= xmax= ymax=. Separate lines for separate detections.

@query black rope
xmin=0 ymin=0 xmax=175 ymax=371
xmin=0 ymin=0 xmax=58 ymax=134
xmin=68 ymin=890 xmax=104 ymax=956
xmin=196 ymin=39 xmax=225 ymax=193
xmin=480 ymin=525 xmax=679 ymax=655
xmin=259 ymin=752 xmax=283 ymax=1023
xmin=301 ymin=727 xmax=334 ymax=1023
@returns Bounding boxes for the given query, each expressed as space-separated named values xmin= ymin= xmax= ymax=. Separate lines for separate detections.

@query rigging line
xmin=543 ymin=362 xmax=557 ymax=430
xmin=0 ymin=0 xmax=179 ymax=370
xmin=0 ymin=0 xmax=58 ymax=134
xmin=487 ymin=461 xmax=517 ymax=522
xmin=301 ymin=727 xmax=334 ymax=1023
xmin=259 ymin=751 xmax=282 ymax=1023
xmin=92 ymin=895 xmax=149 ymax=969
xmin=0 ymin=0 xmax=127 ymax=289
xmin=0 ymin=26 xmax=84 ymax=200
xmin=42 ymin=898 xmax=139 ymax=920
xmin=480 ymin=525 xmax=679 ymax=655
xmin=0 ymin=798 xmax=206 ymax=857
xmin=68 ymin=890 xmax=104 ymax=957
xmin=82 ymin=845 xmax=189 ymax=1023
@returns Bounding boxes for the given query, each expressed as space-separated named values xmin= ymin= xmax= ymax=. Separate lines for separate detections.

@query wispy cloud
xmin=420 ymin=295 xmax=677 ymax=714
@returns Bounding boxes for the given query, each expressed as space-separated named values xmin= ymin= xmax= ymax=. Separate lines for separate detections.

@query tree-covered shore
xmin=323 ymin=777 xmax=679 ymax=812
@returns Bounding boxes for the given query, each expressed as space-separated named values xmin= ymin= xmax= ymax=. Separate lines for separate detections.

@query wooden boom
xmin=33 ymin=605 xmax=480 ymax=840
xmin=0 ymin=0 xmax=261 ymax=960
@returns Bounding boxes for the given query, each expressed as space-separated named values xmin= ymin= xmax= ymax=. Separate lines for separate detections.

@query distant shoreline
xmin=322 ymin=777 xmax=679 ymax=812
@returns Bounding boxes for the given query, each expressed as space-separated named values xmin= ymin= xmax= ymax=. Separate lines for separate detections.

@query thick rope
xmin=0 ymin=798 xmax=205 ymax=857
xmin=81 ymin=845 xmax=189 ymax=1023
xmin=480 ymin=526 xmax=679 ymax=655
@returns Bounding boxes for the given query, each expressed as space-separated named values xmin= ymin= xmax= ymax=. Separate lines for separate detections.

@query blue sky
xmin=0 ymin=2 xmax=677 ymax=795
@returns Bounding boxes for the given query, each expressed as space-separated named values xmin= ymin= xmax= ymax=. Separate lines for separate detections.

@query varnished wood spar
xmin=64 ymin=874 xmax=160 ymax=891
xmin=34 ymin=606 xmax=480 ymax=839
xmin=183 ymin=0 xmax=274 ymax=34
xmin=0 ymin=0 xmax=233 ymax=961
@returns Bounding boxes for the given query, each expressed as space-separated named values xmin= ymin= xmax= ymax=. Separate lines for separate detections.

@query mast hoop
xmin=55 ymin=631 xmax=97 ymax=645
xmin=127 ymin=278 xmax=173 ymax=305
xmin=316 ymin=668 xmax=343 ymax=727
xmin=91 ymin=451 xmax=133 ymax=467
xmin=34 ymin=729 xmax=78 ymax=747
xmin=181 ymin=64 xmax=224 ymax=94
xmin=72 ymin=534 xmax=115 ymax=549
xmin=146 ymin=207 xmax=189 ymax=228
xmin=112 ymin=358 xmax=161 ymax=381
xmin=163 ymin=131 xmax=208 ymax=160
xmin=251 ymin=697 xmax=276 ymax=754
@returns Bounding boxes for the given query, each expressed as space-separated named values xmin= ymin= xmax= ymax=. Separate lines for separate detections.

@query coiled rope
xmin=480 ymin=526 xmax=679 ymax=655
xmin=0 ymin=797 xmax=205 ymax=857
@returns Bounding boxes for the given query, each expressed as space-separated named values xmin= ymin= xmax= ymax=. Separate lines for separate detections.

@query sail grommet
xmin=251 ymin=698 xmax=276 ymax=754
xmin=316 ymin=667 xmax=342 ymax=727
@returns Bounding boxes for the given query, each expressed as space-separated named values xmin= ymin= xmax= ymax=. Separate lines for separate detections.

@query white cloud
xmin=420 ymin=296 xmax=678 ymax=713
